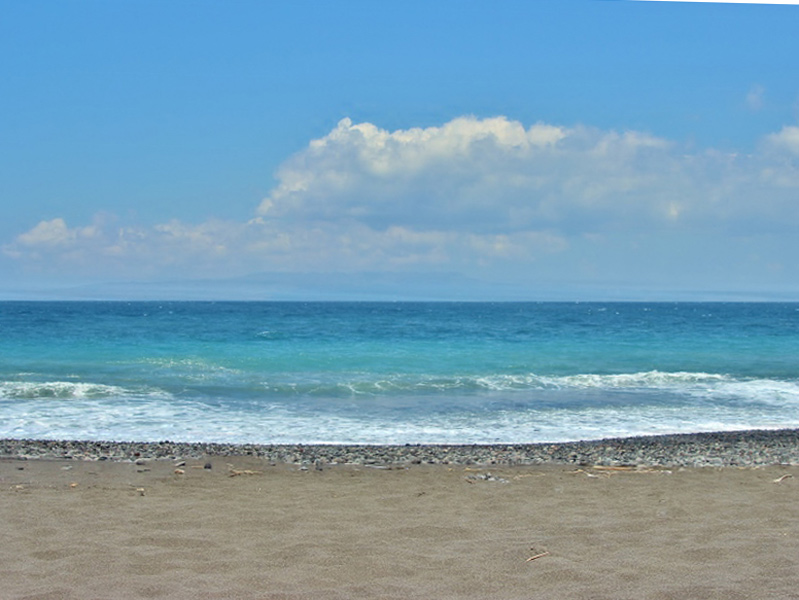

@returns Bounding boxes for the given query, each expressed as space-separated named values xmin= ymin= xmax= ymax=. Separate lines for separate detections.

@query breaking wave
xmin=0 ymin=381 xmax=165 ymax=400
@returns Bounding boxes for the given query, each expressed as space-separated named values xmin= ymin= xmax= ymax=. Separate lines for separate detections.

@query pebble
xmin=1 ymin=429 xmax=799 ymax=468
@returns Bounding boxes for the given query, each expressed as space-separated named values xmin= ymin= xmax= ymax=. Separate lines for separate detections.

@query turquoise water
xmin=1 ymin=301 xmax=798 ymax=443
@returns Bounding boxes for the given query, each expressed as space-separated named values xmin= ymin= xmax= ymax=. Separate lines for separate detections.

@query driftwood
xmin=592 ymin=465 xmax=635 ymax=471
xmin=526 ymin=551 xmax=550 ymax=562
xmin=227 ymin=466 xmax=263 ymax=477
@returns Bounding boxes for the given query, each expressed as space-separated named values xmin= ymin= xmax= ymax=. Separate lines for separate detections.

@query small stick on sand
xmin=228 ymin=468 xmax=263 ymax=477
xmin=592 ymin=465 xmax=635 ymax=471
xmin=772 ymin=474 xmax=793 ymax=483
xmin=526 ymin=551 xmax=550 ymax=562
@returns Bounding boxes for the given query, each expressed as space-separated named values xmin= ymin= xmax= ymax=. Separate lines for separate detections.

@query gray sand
xmin=2 ymin=430 xmax=799 ymax=599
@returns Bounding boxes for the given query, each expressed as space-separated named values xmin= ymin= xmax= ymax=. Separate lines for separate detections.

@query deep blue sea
xmin=1 ymin=301 xmax=798 ymax=444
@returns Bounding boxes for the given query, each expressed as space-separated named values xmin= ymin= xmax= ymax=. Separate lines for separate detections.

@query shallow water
xmin=2 ymin=301 xmax=798 ymax=443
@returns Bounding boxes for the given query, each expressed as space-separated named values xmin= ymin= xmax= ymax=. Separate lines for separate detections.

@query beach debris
xmin=227 ymin=464 xmax=263 ymax=477
xmin=570 ymin=469 xmax=601 ymax=478
xmin=772 ymin=474 xmax=793 ymax=484
xmin=136 ymin=487 xmax=146 ymax=496
xmin=229 ymin=469 xmax=263 ymax=477
xmin=572 ymin=468 xmax=601 ymax=477
xmin=628 ymin=467 xmax=672 ymax=474
xmin=174 ymin=460 xmax=186 ymax=467
xmin=526 ymin=551 xmax=550 ymax=563
xmin=592 ymin=465 xmax=635 ymax=471
xmin=61 ymin=465 xmax=73 ymax=471
xmin=465 ymin=472 xmax=508 ymax=484
xmin=174 ymin=468 xmax=185 ymax=475
xmin=69 ymin=482 xmax=78 ymax=488
xmin=204 ymin=462 xmax=212 ymax=470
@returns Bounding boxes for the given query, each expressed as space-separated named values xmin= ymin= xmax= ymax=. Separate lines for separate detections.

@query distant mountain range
xmin=2 ymin=271 xmax=795 ymax=302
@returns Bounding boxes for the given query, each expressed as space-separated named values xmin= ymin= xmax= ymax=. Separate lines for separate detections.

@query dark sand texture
xmin=2 ymin=456 xmax=799 ymax=599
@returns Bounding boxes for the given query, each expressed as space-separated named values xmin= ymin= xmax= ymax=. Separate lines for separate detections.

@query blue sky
xmin=2 ymin=0 xmax=798 ymax=299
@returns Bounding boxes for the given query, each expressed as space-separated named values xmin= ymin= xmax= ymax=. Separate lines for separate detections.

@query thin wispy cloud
xmin=746 ymin=84 xmax=765 ymax=111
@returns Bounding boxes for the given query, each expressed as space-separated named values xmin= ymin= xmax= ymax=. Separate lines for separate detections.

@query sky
xmin=1 ymin=0 xmax=798 ymax=300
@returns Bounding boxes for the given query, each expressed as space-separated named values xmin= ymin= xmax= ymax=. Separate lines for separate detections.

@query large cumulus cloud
xmin=256 ymin=116 xmax=680 ymax=232
xmin=257 ymin=116 xmax=799 ymax=237
xmin=4 ymin=116 xmax=799 ymax=285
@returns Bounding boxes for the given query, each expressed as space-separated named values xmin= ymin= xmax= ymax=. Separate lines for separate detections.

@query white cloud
xmin=746 ymin=84 xmax=765 ymax=111
xmin=3 ymin=215 xmax=568 ymax=278
xmin=758 ymin=126 xmax=799 ymax=189
xmin=255 ymin=115 xmax=799 ymax=239
xmin=4 ymin=116 xmax=799 ymax=288
xmin=257 ymin=116 xmax=684 ymax=235
xmin=765 ymin=125 xmax=799 ymax=155
xmin=16 ymin=218 xmax=99 ymax=247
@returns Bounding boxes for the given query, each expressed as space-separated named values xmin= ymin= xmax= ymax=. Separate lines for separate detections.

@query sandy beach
xmin=3 ymin=444 xmax=799 ymax=599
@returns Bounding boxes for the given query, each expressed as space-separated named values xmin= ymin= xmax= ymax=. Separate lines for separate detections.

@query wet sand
xmin=2 ymin=455 xmax=799 ymax=599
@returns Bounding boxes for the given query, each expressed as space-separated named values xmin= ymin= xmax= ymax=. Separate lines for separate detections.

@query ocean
xmin=1 ymin=301 xmax=798 ymax=445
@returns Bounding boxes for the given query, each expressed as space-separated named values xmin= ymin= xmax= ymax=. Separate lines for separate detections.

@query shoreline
xmin=3 ymin=427 xmax=799 ymax=467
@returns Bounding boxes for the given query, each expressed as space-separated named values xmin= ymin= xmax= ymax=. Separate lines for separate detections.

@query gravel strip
xmin=3 ymin=429 xmax=799 ymax=467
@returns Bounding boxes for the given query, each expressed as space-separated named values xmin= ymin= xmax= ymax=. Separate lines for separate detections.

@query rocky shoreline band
xmin=3 ymin=427 xmax=799 ymax=467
